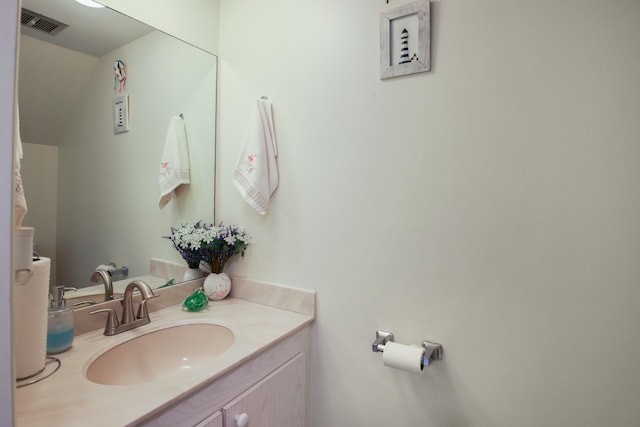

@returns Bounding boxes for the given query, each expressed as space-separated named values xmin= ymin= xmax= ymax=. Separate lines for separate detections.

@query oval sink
xmin=85 ymin=323 xmax=234 ymax=386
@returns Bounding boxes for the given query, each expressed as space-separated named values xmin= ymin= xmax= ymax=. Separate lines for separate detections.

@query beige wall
xmin=217 ymin=0 xmax=640 ymax=426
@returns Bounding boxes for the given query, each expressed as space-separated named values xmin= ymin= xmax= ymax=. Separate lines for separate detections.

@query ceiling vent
xmin=21 ymin=8 xmax=68 ymax=35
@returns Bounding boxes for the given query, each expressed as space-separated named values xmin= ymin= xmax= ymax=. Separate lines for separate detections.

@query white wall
xmin=21 ymin=143 xmax=58 ymax=284
xmin=55 ymin=30 xmax=216 ymax=285
xmin=217 ymin=0 xmax=640 ymax=426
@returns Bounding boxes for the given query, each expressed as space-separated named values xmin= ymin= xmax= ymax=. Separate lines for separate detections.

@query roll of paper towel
xmin=383 ymin=341 xmax=425 ymax=373
xmin=13 ymin=226 xmax=34 ymax=285
xmin=13 ymin=257 xmax=50 ymax=379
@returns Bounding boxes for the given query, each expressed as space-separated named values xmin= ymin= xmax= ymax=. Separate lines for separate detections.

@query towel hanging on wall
xmin=233 ymin=98 xmax=279 ymax=215
xmin=14 ymin=103 xmax=27 ymax=227
xmin=158 ymin=115 xmax=190 ymax=208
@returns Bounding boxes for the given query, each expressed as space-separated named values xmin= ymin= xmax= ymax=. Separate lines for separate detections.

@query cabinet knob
xmin=235 ymin=413 xmax=249 ymax=427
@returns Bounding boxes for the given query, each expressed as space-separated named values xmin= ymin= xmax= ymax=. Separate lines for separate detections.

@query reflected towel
xmin=233 ymin=99 xmax=279 ymax=215
xmin=158 ymin=116 xmax=190 ymax=208
xmin=14 ymin=104 xmax=27 ymax=227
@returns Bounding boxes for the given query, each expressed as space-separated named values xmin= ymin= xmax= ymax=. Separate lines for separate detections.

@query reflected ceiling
xmin=21 ymin=0 xmax=153 ymax=57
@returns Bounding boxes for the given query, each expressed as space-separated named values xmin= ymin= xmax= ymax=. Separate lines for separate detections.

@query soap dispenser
xmin=47 ymin=286 xmax=74 ymax=354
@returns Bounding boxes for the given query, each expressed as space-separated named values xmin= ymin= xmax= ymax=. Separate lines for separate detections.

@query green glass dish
xmin=183 ymin=288 xmax=209 ymax=312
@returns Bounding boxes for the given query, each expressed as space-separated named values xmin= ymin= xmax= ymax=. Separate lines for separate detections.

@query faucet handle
xmin=136 ymin=299 xmax=151 ymax=321
xmin=89 ymin=308 xmax=120 ymax=336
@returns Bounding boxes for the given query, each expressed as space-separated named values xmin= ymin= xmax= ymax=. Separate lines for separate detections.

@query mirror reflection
xmin=18 ymin=0 xmax=217 ymax=304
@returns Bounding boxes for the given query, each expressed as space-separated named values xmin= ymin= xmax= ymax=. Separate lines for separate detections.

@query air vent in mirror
xmin=21 ymin=8 xmax=68 ymax=35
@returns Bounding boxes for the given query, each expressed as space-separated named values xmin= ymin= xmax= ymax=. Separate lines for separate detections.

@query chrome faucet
xmin=89 ymin=280 xmax=158 ymax=336
xmin=90 ymin=269 xmax=114 ymax=301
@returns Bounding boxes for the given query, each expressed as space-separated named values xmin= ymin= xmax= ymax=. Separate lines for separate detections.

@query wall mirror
xmin=18 ymin=0 xmax=217 ymax=303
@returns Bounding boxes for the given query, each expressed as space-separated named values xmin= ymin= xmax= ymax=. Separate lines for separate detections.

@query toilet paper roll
xmin=13 ymin=257 xmax=50 ymax=379
xmin=383 ymin=341 xmax=425 ymax=374
xmin=95 ymin=264 xmax=115 ymax=272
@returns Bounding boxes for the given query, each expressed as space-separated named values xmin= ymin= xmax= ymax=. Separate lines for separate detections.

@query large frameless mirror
xmin=18 ymin=0 xmax=217 ymax=303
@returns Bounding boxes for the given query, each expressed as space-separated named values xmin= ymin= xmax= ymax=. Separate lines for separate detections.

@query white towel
xmin=158 ymin=116 xmax=190 ymax=208
xmin=14 ymin=104 xmax=27 ymax=227
xmin=233 ymin=99 xmax=279 ymax=215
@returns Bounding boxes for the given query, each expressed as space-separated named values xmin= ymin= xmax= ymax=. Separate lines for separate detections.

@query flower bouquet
xmin=199 ymin=223 xmax=250 ymax=273
xmin=165 ymin=221 xmax=250 ymax=300
xmin=200 ymin=222 xmax=249 ymax=300
xmin=163 ymin=221 xmax=209 ymax=269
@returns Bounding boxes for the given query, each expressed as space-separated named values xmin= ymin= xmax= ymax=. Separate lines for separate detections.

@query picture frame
xmin=380 ymin=0 xmax=431 ymax=79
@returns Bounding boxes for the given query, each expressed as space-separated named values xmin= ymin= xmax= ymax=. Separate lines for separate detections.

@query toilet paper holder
xmin=372 ymin=330 xmax=443 ymax=364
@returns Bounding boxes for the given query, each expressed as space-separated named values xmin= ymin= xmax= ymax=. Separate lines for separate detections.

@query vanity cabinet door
xmin=194 ymin=411 xmax=222 ymax=427
xmin=223 ymin=353 xmax=306 ymax=427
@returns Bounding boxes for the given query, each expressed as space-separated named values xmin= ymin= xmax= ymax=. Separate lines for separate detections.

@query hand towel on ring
xmin=158 ymin=116 xmax=190 ymax=208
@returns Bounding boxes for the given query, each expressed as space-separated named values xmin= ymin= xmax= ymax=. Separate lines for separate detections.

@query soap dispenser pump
xmin=47 ymin=286 xmax=74 ymax=354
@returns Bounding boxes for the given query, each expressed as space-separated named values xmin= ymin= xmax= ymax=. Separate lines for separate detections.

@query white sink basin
xmin=85 ymin=323 xmax=234 ymax=385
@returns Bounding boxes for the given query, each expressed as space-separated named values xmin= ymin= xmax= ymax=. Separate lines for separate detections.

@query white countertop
xmin=15 ymin=278 xmax=315 ymax=426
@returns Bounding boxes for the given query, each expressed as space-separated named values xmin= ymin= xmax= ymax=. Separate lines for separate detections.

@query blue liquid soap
xmin=47 ymin=328 xmax=74 ymax=354
xmin=47 ymin=286 xmax=74 ymax=354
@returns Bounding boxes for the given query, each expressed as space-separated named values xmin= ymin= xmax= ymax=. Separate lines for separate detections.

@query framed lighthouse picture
xmin=380 ymin=0 xmax=430 ymax=79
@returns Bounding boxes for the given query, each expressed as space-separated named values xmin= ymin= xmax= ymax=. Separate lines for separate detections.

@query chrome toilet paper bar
xmin=372 ymin=330 xmax=443 ymax=364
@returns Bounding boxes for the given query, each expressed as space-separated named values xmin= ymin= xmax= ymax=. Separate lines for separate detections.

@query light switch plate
xmin=113 ymin=94 xmax=129 ymax=134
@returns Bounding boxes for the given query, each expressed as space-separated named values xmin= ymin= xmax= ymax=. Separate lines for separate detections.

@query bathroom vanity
xmin=14 ymin=278 xmax=316 ymax=427
xmin=144 ymin=326 xmax=308 ymax=427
